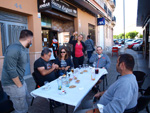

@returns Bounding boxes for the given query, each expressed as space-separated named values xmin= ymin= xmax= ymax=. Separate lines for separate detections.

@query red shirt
xmin=75 ymin=43 xmax=83 ymax=57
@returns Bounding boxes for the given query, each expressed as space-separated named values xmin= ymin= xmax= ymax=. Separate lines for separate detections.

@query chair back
xmin=112 ymin=47 xmax=119 ymax=52
xmin=137 ymin=87 xmax=150 ymax=112
xmin=32 ymin=72 xmax=40 ymax=88
xmin=133 ymin=71 xmax=146 ymax=88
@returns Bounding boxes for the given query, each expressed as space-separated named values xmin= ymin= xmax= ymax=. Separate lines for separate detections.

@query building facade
xmin=0 ymin=0 xmax=116 ymax=79
xmin=137 ymin=0 xmax=150 ymax=68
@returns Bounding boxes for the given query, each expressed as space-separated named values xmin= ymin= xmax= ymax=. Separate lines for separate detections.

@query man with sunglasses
xmin=34 ymin=47 xmax=59 ymax=86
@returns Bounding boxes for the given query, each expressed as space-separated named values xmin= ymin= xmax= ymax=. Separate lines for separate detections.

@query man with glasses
xmin=34 ymin=47 xmax=59 ymax=86
xmin=89 ymin=46 xmax=111 ymax=92
xmin=89 ymin=46 xmax=111 ymax=69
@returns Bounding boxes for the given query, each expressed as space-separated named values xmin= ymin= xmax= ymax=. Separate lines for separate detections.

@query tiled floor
xmin=25 ymin=49 xmax=150 ymax=113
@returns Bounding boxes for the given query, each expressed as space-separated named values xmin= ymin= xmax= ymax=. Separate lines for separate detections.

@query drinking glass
xmin=91 ymin=72 xmax=96 ymax=81
xmin=57 ymin=78 xmax=62 ymax=90
xmin=79 ymin=65 xmax=82 ymax=69
xmin=86 ymin=64 xmax=89 ymax=68
xmin=71 ymin=67 xmax=74 ymax=74
xmin=93 ymin=62 xmax=96 ymax=67
xmin=95 ymin=68 xmax=99 ymax=74
xmin=83 ymin=64 xmax=86 ymax=69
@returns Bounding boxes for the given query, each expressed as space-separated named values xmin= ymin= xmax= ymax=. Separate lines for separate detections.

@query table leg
xmin=49 ymin=99 xmax=54 ymax=113
xmin=66 ymin=104 xmax=68 ymax=113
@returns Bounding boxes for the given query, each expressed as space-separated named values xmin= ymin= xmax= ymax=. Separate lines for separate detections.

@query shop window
xmin=0 ymin=23 xmax=27 ymax=55
xmin=88 ymin=24 xmax=96 ymax=44
xmin=41 ymin=16 xmax=52 ymax=28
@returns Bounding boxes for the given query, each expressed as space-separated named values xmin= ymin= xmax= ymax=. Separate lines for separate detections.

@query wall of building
xmin=75 ymin=8 xmax=97 ymax=41
xmin=0 ymin=0 xmax=43 ymax=77
xmin=52 ymin=18 xmax=74 ymax=34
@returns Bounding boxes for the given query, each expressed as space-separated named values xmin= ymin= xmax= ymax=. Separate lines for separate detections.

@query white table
xmin=31 ymin=68 xmax=108 ymax=112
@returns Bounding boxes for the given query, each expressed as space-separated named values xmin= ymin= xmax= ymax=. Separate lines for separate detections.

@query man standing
xmin=85 ymin=35 xmax=94 ymax=62
xmin=75 ymin=54 xmax=138 ymax=113
xmin=90 ymin=46 xmax=111 ymax=69
xmin=34 ymin=47 xmax=59 ymax=86
xmin=1 ymin=30 xmax=33 ymax=113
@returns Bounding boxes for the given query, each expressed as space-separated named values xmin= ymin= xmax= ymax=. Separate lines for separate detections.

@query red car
xmin=128 ymin=43 xmax=138 ymax=49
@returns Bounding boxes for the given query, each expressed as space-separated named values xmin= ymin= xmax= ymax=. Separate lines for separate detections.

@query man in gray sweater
xmin=89 ymin=46 xmax=111 ymax=69
xmin=1 ymin=30 xmax=33 ymax=113
xmin=75 ymin=54 xmax=138 ymax=113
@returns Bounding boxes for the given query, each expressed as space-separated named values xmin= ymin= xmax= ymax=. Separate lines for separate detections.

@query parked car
xmin=128 ymin=40 xmax=143 ymax=49
xmin=132 ymin=41 xmax=143 ymax=51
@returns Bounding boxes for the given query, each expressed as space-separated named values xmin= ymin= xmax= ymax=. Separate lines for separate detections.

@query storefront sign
xmin=97 ymin=17 xmax=105 ymax=26
xmin=38 ymin=0 xmax=51 ymax=12
xmin=51 ymin=0 xmax=77 ymax=17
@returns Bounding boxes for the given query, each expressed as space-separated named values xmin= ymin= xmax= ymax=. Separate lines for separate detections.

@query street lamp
xmin=123 ymin=0 xmax=125 ymax=42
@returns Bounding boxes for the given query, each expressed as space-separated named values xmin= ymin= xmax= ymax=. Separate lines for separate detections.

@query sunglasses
xmin=61 ymin=51 xmax=66 ymax=53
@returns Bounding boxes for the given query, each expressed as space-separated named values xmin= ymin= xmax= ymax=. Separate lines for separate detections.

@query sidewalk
xmin=25 ymin=49 xmax=150 ymax=113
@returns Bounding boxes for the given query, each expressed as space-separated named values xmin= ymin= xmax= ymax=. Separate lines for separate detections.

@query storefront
xmin=0 ymin=0 xmax=42 ymax=77
xmin=38 ymin=0 xmax=77 ymax=47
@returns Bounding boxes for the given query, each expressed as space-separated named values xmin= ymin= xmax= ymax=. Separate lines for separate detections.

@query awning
xmin=137 ymin=0 xmax=150 ymax=27
xmin=74 ymin=0 xmax=105 ymax=16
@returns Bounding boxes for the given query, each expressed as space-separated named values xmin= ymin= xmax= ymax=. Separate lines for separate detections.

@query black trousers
xmin=73 ymin=56 xmax=84 ymax=68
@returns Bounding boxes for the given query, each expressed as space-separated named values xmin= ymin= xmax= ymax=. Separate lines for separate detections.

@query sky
xmin=113 ymin=0 xmax=143 ymax=35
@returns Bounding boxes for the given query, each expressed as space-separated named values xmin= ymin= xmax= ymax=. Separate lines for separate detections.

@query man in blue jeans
xmin=85 ymin=35 xmax=94 ymax=63
xmin=1 ymin=30 xmax=33 ymax=113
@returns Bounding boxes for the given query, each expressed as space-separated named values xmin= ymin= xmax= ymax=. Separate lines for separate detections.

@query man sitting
xmin=34 ymin=47 xmax=59 ymax=86
xmin=89 ymin=46 xmax=111 ymax=69
xmin=90 ymin=46 xmax=111 ymax=92
xmin=75 ymin=54 xmax=138 ymax=113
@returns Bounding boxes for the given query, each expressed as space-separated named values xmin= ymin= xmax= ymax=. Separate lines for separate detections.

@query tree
xmin=139 ymin=34 xmax=143 ymax=38
xmin=119 ymin=33 xmax=125 ymax=39
xmin=113 ymin=35 xmax=120 ymax=39
xmin=126 ymin=31 xmax=138 ymax=39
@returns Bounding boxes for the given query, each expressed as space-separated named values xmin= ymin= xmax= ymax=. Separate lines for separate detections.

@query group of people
xmin=1 ymin=29 xmax=138 ymax=113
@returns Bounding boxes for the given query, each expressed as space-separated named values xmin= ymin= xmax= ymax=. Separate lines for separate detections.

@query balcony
xmin=111 ymin=16 xmax=116 ymax=26
xmin=109 ymin=0 xmax=116 ymax=9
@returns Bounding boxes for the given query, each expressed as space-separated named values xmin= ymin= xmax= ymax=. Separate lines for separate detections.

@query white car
xmin=126 ymin=39 xmax=142 ymax=46
xmin=132 ymin=41 xmax=143 ymax=51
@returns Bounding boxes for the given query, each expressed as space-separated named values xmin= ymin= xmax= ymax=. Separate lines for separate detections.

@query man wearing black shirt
xmin=34 ymin=48 xmax=59 ymax=86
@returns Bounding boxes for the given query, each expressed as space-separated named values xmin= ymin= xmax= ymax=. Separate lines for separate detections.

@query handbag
xmin=89 ymin=39 xmax=95 ymax=52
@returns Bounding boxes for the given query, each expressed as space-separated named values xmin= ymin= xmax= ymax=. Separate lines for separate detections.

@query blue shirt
xmin=89 ymin=53 xmax=111 ymax=69
xmin=98 ymin=74 xmax=138 ymax=113
xmin=1 ymin=41 xmax=27 ymax=86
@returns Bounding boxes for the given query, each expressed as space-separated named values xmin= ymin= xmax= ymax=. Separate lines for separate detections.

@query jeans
xmin=73 ymin=56 xmax=84 ymax=68
xmin=2 ymin=81 xmax=32 ymax=113
xmin=87 ymin=51 xmax=93 ymax=59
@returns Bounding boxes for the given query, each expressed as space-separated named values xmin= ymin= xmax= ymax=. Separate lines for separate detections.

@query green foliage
xmin=139 ymin=34 xmax=143 ymax=38
xmin=125 ymin=31 xmax=138 ymax=39
xmin=113 ymin=35 xmax=119 ymax=39
xmin=119 ymin=33 xmax=125 ymax=39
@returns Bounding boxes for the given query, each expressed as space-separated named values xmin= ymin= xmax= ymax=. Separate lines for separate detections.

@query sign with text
xmin=51 ymin=0 xmax=77 ymax=17
xmin=38 ymin=0 xmax=51 ymax=12
xmin=97 ymin=17 xmax=105 ymax=26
